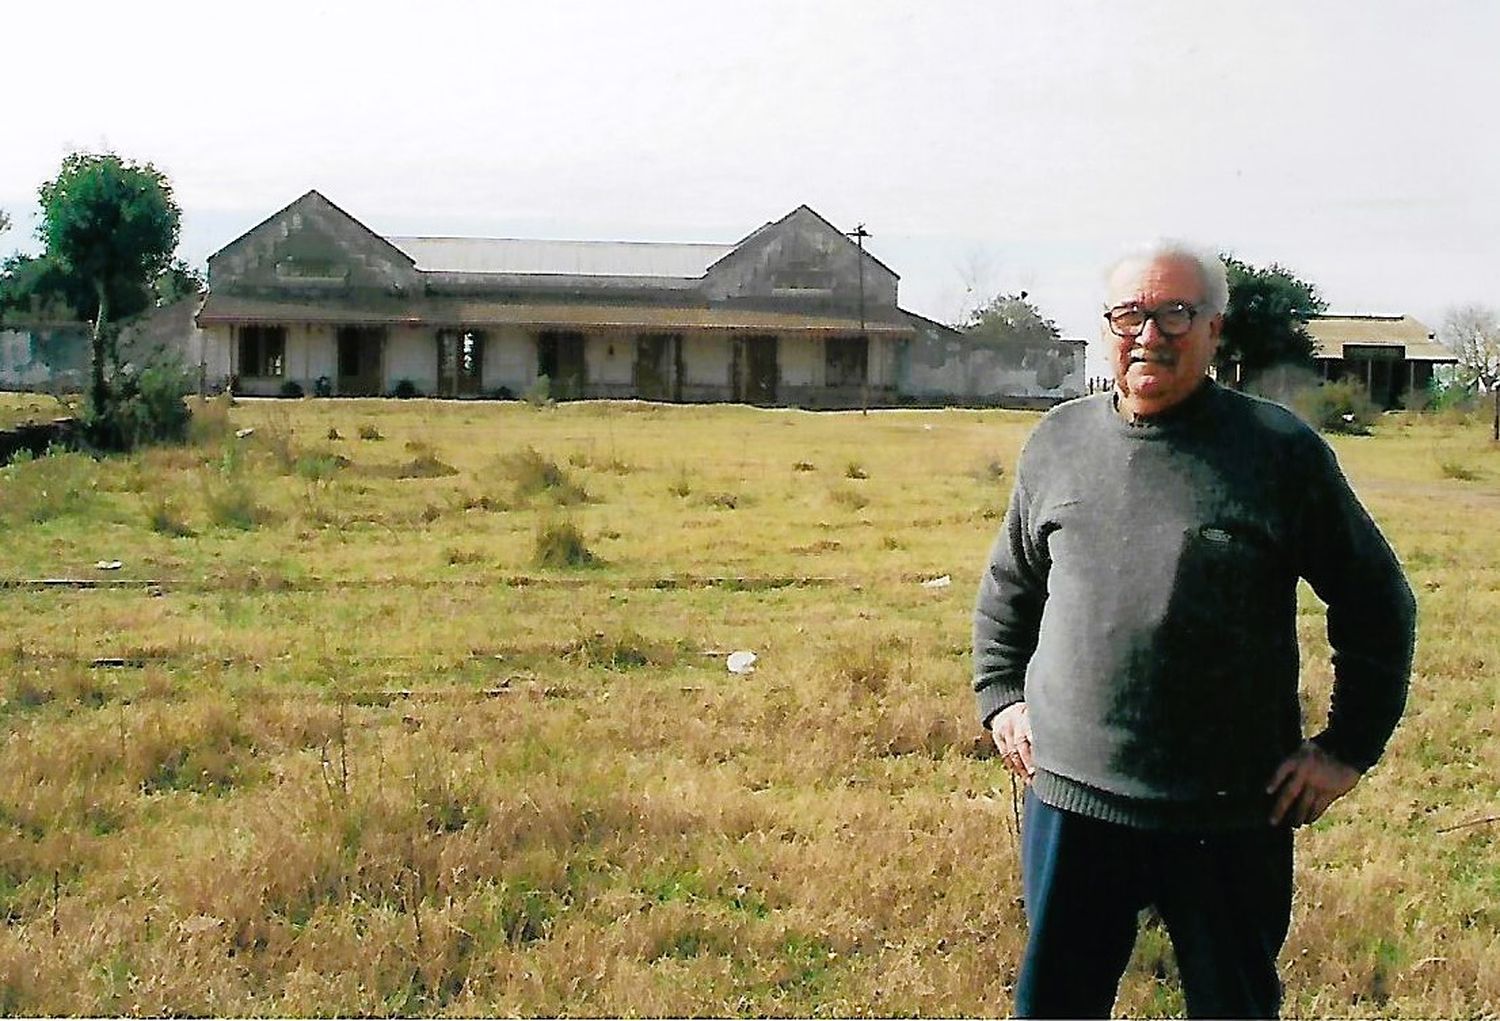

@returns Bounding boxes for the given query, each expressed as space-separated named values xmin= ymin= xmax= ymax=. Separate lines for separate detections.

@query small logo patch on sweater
xmin=1199 ymin=526 xmax=1234 ymax=544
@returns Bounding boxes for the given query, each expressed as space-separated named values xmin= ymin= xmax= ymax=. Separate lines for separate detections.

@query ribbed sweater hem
xmin=1032 ymin=769 xmax=1274 ymax=832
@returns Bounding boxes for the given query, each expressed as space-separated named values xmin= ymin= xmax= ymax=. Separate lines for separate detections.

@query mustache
xmin=1129 ymin=348 xmax=1177 ymax=366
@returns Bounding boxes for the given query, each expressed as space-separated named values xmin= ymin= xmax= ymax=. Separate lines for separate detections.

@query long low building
xmin=1308 ymin=314 xmax=1456 ymax=409
xmin=194 ymin=192 xmax=1083 ymax=406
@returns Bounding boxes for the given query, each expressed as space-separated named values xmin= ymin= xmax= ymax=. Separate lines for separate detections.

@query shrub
xmin=357 ymin=424 xmax=383 ymax=441
xmin=87 ymin=361 xmax=193 ymax=451
xmin=279 ymin=380 xmax=305 ymax=399
xmin=1288 ymin=379 xmax=1378 ymax=435
xmin=313 ymin=375 xmax=333 ymax=398
xmin=533 ymin=518 xmax=595 ymax=568
xmin=504 ymin=447 xmax=589 ymax=504
xmin=392 ymin=379 xmax=418 ymax=399
xmin=524 ymin=375 xmax=552 ymax=408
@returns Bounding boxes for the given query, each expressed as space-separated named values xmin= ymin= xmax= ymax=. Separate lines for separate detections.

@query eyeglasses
xmin=1104 ymin=301 xmax=1200 ymax=338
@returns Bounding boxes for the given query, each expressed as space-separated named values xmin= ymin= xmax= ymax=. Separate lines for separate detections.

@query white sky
xmin=4 ymin=0 xmax=1498 ymax=375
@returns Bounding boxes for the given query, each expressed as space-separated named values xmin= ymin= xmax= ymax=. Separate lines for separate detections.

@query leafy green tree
xmin=36 ymin=152 xmax=180 ymax=422
xmin=960 ymin=291 xmax=1060 ymax=348
xmin=153 ymin=258 xmax=205 ymax=307
xmin=1217 ymin=255 xmax=1326 ymax=382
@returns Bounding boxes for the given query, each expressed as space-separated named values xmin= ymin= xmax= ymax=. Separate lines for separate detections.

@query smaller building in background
xmin=1309 ymin=314 xmax=1456 ymax=409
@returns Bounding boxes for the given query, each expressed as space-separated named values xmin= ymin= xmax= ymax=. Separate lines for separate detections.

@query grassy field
xmin=0 ymin=392 xmax=1496 ymax=1016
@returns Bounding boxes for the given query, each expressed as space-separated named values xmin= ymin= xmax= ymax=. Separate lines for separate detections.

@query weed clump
xmin=203 ymin=443 xmax=269 ymax=529
xmin=505 ymin=447 xmax=589 ymax=505
xmin=357 ymin=424 xmax=383 ymax=441
xmin=844 ymin=461 xmax=869 ymax=480
xmin=828 ymin=485 xmax=869 ymax=511
xmin=563 ymin=628 xmax=680 ymax=670
xmin=1439 ymin=459 xmax=1481 ymax=481
xmin=0 ymin=450 xmax=99 ymax=523
xmin=145 ymin=494 xmax=195 ymax=537
xmin=533 ymin=518 xmax=596 ymax=568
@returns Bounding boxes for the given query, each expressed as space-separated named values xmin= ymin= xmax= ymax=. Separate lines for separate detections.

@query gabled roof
xmin=707 ymin=204 xmax=898 ymax=279
xmin=388 ymin=237 xmax=734 ymax=277
xmin=1308 ymin=314 xmax=1455 ymax=362
xmin=209 ymin=190 xmax=416 ymax=268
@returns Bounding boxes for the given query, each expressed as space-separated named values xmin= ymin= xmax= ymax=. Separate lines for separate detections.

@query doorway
xmin=336 ymin=326 xmax=385 ymax=396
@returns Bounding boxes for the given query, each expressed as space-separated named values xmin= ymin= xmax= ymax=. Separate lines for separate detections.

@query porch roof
xmin=197 ymin=294 xmax=915 ymax=334
xmin=1308 ymin=314 xmax=1456 ymax=362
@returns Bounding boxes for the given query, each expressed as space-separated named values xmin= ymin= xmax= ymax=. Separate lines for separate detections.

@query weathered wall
xmin=0 ymin=326 xmax=90 ymax=390
xmin=385 ymin=327 xmax=435 ymax=393
xmin=208 ymin=191 xmax=421 ymax=298
xmin=484 ymin=326 xmax=536 ymax=395
xmin=700 ymin=208 xmax=899 ymax=309
xmin=899 ymin=334 xmax=1085 ymax=402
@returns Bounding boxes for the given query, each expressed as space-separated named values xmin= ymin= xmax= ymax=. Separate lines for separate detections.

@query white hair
xmin=1105 ymin=239 xmax=1229 ymax=317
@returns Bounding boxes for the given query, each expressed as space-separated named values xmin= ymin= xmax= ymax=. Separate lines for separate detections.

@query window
xmin=239 ymin=325 xmax=286 ymax=377
xmin=825 ymin=336 xmax=867 ymax=387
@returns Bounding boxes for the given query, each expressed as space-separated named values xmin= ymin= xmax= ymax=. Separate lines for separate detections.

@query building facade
xmin=195 ymin=192 xmax=1083 ymax=407
xmin=1308 ymin=314 xmax=1456 ymax=409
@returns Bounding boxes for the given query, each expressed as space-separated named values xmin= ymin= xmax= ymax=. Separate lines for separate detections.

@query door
xmin=336 ymin=326 xmax=385 ymax=396
xmin=733 ymin=334 xmax=778 ymax=405
xmin=634 ymin=333 xmax=677 ymax=401
xmin=538 ymin=330 xmax=586 ymax=399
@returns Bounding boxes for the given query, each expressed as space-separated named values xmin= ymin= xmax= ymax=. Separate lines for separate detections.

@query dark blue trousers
xmin=1016 ymin=789 xmax=1293 ymax=1019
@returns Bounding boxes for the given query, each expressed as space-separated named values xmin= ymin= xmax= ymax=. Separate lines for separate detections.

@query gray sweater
xmin=972 ymin=380 xmax=1416 ymax=829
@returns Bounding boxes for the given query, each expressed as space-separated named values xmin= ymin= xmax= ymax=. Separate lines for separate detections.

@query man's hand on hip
xmin=990 ymin=701 xmax=1035 ymax=781
xmin=1267 ymin=740 xmax=1360 ymax=827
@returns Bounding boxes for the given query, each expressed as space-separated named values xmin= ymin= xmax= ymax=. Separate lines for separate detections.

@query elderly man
xmin=972 ymin=242 xmax=1416 ymax=1018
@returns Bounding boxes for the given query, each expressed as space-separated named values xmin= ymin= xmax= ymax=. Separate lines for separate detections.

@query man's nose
xmin=1137 ymin=318 xmax=1172 ymax=346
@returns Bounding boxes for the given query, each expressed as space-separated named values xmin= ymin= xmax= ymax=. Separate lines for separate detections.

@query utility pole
xmin=846 ymin=223 xmax=870 ymax=415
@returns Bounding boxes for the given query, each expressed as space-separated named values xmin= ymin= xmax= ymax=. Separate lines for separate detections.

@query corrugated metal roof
xmin=196 ymin=293 xmax=915 ymax=334
xmin=387 ymin=237 xmax=735 ymax=278
xmin=1308 ymin=315 xmax=1455 ymax=362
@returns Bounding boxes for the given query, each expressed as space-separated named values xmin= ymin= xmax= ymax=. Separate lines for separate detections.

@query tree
xmin=36 ymin=152 xmax=180 ymax=421
xmin=0 ymin=209 xmax=11 ymax=235
xmin=1441 ymin=304 xmax=1500 ymax=441
xmin=1217 ymin=255 xmax=1327 ymax=383
xmin=1440 ymin=304 xmax=1500 ymax=393
xmin=960 ymin=290 xmax=1060 ymax=348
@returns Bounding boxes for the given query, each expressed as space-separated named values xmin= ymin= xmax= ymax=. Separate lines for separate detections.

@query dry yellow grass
xmin=0 ymin=395 xmax=1496 ymax=1016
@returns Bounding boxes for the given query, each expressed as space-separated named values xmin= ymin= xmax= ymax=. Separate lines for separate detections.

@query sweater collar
xmin=1110 ymin=377 xmax=1218 ymax=433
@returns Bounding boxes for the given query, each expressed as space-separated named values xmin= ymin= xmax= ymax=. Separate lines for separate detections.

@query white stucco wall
xmin=586 ymin=331 xmax=634 ymax=386
xmin=780 ymin=335 xmax=821 ymax=387
xmin=682 ymin=332 xmax=732 ymax=386
xmin=385 ymin=326 xmax=435 ymax=392
xmin=484 ymin=326 xmax=536 ymax=394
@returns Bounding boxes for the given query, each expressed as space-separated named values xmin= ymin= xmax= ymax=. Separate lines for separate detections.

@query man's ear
xmin=1208 ymin=313 xmax=1224 ymax=342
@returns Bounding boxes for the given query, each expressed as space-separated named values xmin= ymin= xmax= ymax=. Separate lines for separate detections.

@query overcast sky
xmin=5 ymin=0 xmax=1497 ymax=374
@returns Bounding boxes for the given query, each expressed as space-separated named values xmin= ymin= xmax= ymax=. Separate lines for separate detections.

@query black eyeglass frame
xmin=1103 ymin=301 xmax=1201 ymax=339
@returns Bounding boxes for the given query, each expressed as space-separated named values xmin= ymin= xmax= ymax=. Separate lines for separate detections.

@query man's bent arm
xmin=973 ymin=478 xmax=1048 ymax=728
xmin=1296 ymin=436 xmax=1417 ymax=772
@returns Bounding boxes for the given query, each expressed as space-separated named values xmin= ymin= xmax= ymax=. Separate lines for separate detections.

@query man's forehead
xmin=1106 ymin=256 xmax=1205 ymax=304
